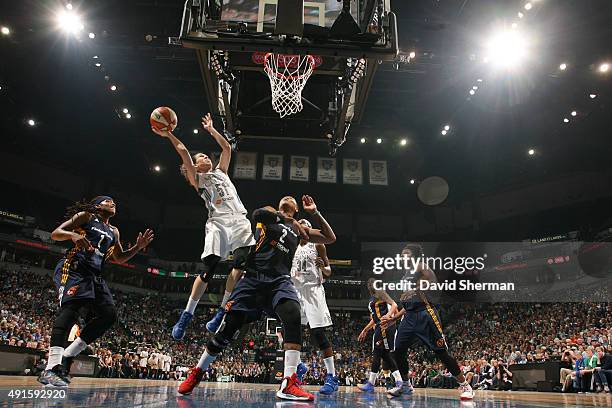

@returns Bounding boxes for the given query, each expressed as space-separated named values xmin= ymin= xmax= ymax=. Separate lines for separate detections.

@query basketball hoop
xmin=263 ymin=53 xmax=316 ymax=118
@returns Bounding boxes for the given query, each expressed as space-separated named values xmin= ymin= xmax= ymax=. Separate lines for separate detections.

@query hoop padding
xmin=264 ymin=53 xmax=316 ymax=118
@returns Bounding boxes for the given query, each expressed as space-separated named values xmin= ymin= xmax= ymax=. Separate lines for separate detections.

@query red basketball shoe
xmin=178 ymin=367 xmax=204 ymax=395
xmin=276 ymin=373 xmax=314 ymax=401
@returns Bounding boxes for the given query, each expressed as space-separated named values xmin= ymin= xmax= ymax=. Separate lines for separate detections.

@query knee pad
xmin=199 ymin=255 xmax=221 ymax=282
xmin=50 ymin=303 xmax=82 ymax=346
xmin=310 ymin=327 xmax=331 ymax=351
xmin=274 ymin=300 xmax=302 ymax=345
xmin=371 ymin=348 xmax=383 ymax=373
xmin=207 ymin=311 xmax=244 ymax=354
xmin=100 ymin=305 xmax=118 ymax=326
xmin=231 ymin=246 xmax=251 ymax=270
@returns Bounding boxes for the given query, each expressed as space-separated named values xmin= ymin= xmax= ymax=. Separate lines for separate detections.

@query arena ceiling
xmin=1 ymin=0 xmax=612 ymax=208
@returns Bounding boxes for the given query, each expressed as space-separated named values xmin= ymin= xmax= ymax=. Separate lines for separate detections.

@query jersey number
xmin=279 ymin=229 xmax=288 ymax=244
xmin=97 ymin=235 xmax=105 ymax=249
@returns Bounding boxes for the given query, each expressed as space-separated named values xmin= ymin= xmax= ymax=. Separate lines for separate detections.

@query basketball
xmin=150 ymin=107 xmax=177 ymax=132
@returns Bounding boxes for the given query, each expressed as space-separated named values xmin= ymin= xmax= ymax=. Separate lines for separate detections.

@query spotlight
xmin=409 ymin=51 xmax=416 ymax=59
xmin=376 ymin=138 xmax=382 ymax=144
xmin=1 ymin=26 xmax=10 ymax=35
xmin=524 ymin=3 xmax=532 ymax=11
xmin=528 ymin=148 xmax=535 ymax=156
xmin=153 ymin=165 xmax=161 ymax=172
xmin=485 ymin=30 xmax=528 ymax=69
xmin=95 ymin=63 xmax=101 ymax=67
xmin=27 ymin=119 xmax=36 ymax=127
xmin=469 ymin=89 xmax=476 ymax=95
xmin=563 ymin=118 xmax=569 ymax=123
xmin=410 ymin=179 xmax=415 ymax=185
xmin=599 ymin=63 xmax=610 ymax=73
xmin=66 ymin=3 xmax=73 ymax=10
xmin=93 ymin=55 xmax=98 ymax=59
xmin=518 ymin=12 xmax=524 ymax=18
xmin=57 ymin=10 xmax=84 ymax=34
xmin=441 ymin=130 xmax=448 ymax=136
xmin=125 ymin=113 xmax=132 ymax=119
xmin=400 ymin=139 xmax=407 ymax=146
xmin=571 ymin=110 xmax=577 ymax=117
xmin=589 ymin=93 xmax=597 ymax=99
xmin=444 ymin=125 xmax=450 ymax=131
xmin=110 ymin=85 xmax=117 ymax=91
xmin=122 ymin=108 xmax=129 ymax=114
xmin=193 ymin=129 xmax=199 ymax=134
xmin=477 ymin=78 xmax=483 ymax=82
xmin=88 ymin=32 xmax=95 ymax=39
xmin=360 ymin=137 xmax=366 ymax=144
xmin=559 ymin=63 xmax=567 ymax=70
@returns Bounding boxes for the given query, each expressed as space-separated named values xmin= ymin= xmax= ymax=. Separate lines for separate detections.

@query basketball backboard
xmin=221 ymin=0 xmax=359 ymax=32
xmin=173 ymin=0 xmax=399 ymax=155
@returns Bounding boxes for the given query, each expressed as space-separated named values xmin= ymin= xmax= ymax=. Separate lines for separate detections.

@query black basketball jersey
xmin=368 ymin=296 xmax=389 ymax=326
xmin=246 ymin=217 xmax=300 ymax=279
xmin=69 ymin=215 xmax=116 ymax=275
xmin=401 ymin=269 xmax=431 ymax=311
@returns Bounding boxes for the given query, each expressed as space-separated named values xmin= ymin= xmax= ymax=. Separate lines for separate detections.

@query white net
xmin=264 ymin=53 xmax=316 ymax=118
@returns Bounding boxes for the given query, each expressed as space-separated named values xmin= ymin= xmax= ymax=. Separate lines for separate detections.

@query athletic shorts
xmin=373 ymin=325 xmax=396 ymax=351
xmin=225 ymin=274 xmax=300 ymax=322
xmin=294 ymin=283 xmax=333 ymax=329
xmin=393 ymin=305 xmax=448 ymax=352
xmin=202 ymin=215 xmax=255 ymax=261
xmin=53 ymin=259 xmax=114 ymax=307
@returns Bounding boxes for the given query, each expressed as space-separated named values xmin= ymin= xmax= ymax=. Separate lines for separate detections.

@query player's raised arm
xmin=110 ymin=227 xmax=155 ymax=264
xmin=201 ymin=113 xmax=231 ymax=174
xmin=51 ymin=211 xmax=94 ymax=251
xmin=153 ymin=127 xmax=198 ymax=191
xmin=301 ymin=195 xmax=336 ymax=245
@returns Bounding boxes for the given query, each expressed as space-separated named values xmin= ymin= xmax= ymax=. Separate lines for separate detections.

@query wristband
xmin=312 ymin=210 xmax=321 ymax=217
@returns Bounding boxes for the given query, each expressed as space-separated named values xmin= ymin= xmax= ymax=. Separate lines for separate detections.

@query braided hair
xmin=64 ymin=196 xmax=112 ymax=220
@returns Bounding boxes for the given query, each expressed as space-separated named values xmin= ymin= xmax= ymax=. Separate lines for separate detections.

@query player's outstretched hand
xmin=358 ymin=330 xmax=367 ymax=342
xmin=302 ymin=195 xmax=317 ymax=213
xmin=151 ymin=127 xmax=171 ymax=138
xmin=136 ymin=229 xmax=155 ymax=249
xmin=201 ymin=113 xmax=215 ymax=133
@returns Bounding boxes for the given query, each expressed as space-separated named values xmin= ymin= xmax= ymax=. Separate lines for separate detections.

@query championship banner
xmin=317 ymin=157 xmax=337 ymax=183
xmin=289 ymin=156 xmax=309 ymax=182
xmin=343 ymin=159 xmax=363 ymax=185
xmin=369 ymin=160 xmax=388 ymax=185
xmin=233 ymin=152 xmax=257 ymax=180
xmin=262 ymin=154 xmax=283 ymax=181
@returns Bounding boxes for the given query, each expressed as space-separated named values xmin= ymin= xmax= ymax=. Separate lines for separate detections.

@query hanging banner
xmin=317 ymin=157 xmax=337 ymax=183
xmin=262 ymin=154 xmax=283 ymax=181
xmin=369 ymin=160 xmax=388 ymax=186
xmin=343 ymin=159 xmax=363 ymax=185
xmin=290 ymin=156 xmax=309 ymax=182
xmin=233 ymin=152 xmax=257 ymax=180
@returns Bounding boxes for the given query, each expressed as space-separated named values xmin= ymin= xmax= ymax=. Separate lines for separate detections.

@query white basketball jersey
xmin=291 ymin=242 xmax=322 ymax=286
xmin=197 ymin=168 xmax=247 ymax=218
